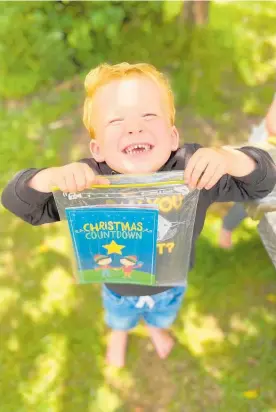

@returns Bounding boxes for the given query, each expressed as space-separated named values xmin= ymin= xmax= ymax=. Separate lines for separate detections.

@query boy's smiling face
xmin=90 ymin=76 xmax=179 ymax=174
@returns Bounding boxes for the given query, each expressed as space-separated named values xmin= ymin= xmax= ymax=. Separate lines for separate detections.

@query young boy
xmin=2 ymin=63 xmax=276 ymax=368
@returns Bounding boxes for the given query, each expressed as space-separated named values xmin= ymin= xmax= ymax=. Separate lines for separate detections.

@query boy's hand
xmin=184 ymin=147 xmax=256 ymax=190
xmin=28 ymin=162 xmax=110 ymax=193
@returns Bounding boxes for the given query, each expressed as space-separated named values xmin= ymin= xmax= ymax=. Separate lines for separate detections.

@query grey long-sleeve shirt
xmin=2 ymin=144 xmax=276 ymax=296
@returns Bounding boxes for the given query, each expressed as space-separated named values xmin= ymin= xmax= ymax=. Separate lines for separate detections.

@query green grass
xmin=1 ymin=2 xmax=276 ymax=410
xmin=0 ymin=209 xmax=275 ymax=412
xmin=0 ymin=86 xmax=83 ymax=189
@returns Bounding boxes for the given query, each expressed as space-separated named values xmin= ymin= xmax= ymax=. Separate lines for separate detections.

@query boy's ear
xmin=171 ymin=126 xmax=180 ymax=151
xmin=89 ymin=139 xmax=105 ymax=162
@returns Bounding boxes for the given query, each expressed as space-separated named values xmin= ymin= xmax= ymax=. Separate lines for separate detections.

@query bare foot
xmin=146 ymin=325 xmax=175 ymax=359
xmin=106 ymin=330 xmax=128 ymax=368
xmin=219 ymin=228 xmax=233 ymax=249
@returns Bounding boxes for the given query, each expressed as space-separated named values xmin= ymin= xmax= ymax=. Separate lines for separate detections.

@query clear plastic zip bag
xmin=53 ymin=171 xmax=199 ymax=286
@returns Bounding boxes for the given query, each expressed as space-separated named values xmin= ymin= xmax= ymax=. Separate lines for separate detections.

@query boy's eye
xmin=143 ymin=113 xmax=157 ymax=120
xmin=109 ymin=118 xmax=123 ymax=125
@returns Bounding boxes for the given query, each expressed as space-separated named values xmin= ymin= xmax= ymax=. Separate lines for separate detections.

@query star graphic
xmin=102 ymin=240 xmax=125 ymax=255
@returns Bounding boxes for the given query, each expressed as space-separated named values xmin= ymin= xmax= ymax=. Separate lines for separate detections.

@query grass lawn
xmin=1 ymin=208 xmax=275 ymax=412
xmin=1 ymin=2 xmax=276 ymax=410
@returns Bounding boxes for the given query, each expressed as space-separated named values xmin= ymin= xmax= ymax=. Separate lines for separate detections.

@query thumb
xmin=94 ymin=175 xmax=110 ymax=185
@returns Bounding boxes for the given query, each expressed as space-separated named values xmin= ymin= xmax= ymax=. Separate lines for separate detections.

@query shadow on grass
xmin=170 ymin=229 xmax=276 ymax=411
xmin=0 ymin=211 xmax=105 ymax=412
xmin=110 ymin=336 xmax=223 ymax=412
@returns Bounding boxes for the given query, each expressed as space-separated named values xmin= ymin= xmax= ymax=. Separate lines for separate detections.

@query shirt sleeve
xmin=1 ymin=158 xmax=103 ymax=226
xmin=1 ymin=168 xmax=60 ymax=225
xmin=208 ymin=146 xmax=276 ymax=203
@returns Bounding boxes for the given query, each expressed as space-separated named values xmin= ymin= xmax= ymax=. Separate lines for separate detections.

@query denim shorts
xmin=102 ymin=285 xmax=186 ymax=330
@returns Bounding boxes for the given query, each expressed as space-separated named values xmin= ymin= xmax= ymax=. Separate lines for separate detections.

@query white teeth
xmin=124 ymin=143 xmax=152 ymax=155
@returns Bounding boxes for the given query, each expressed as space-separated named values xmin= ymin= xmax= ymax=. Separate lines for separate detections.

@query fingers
xmin=185 ymin=149 xmax=227 ymax=190
xmin=72 ymin=164 xmax=110 ymax=191
xmin=185 ymin=152 xmax=209 ymax=189
xmin=54 ymin=163 xmax=110 ymax=192
xmin=83 ymin=165 xmax=110 ymax=186
xmin=189 ymin=158 xmax=209 ymax=189
xmin=51 ymin=173 xmax=72 ymax=193
xmin=197 ymin=163 xmax=220 ymax=190
xmin=94 ymin=175 xmax=110 ymax=185
xmin=73 ymin=164 xmax=88 ymax=191
xmin=64 ymin=172 xmax=78 ymax=193
xmin=184 ymin=151 xmax=202 ymax=186
xmin=204 ymin=165 xmax=226 ymax=189
xmin=198 ymin=165 xmax=225 ymax=190
xmin=83 ymin=164 xmax=96 ymax=188
xmin=57 ymin=164 xmax=79 ymax=192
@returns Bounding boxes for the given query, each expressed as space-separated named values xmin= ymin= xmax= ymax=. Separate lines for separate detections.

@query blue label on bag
xmin=65 ymin=206 xmax=158 ymax=285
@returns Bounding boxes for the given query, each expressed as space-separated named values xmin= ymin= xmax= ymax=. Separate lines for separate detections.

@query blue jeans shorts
xmin=102 ymin=285 xmax=186 ymax=330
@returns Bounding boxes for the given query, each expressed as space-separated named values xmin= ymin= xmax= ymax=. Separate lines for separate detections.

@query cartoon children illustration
xmin=94 ymin=254 xmax=112 ymax=278
xmin=120 ymin=256 xmax=143 ymax=278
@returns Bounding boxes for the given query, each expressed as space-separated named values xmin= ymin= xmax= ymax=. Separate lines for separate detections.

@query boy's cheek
xmin=103 ymin=132 xmax=121 ymax=149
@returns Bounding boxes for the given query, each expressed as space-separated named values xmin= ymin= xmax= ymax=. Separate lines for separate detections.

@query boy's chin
xmin=108 ymin=154 xmax=169 ymax=174
xmin=112 ymin=163 xmax=160 ymax=174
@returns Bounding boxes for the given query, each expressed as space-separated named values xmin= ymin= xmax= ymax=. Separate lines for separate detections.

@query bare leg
xmin=219 ymin=203 xmax=248 ymax=249
xmin=146 ymin=325 xmax=175 ymax=359
xmin=219 ymin=228 xmax=233 ymax=249
xmin=106 ymin=329 xmax=128 ymax=368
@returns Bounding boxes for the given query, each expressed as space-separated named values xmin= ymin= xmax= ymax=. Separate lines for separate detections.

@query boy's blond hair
xmin=83 ymin=62 xmax=175 ymax=138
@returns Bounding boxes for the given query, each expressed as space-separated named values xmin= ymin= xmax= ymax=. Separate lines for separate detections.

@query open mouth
xmin=122 ymin=143 xmax=154 ymax=155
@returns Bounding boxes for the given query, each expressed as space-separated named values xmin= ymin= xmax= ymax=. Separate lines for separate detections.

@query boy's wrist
xmin=11 ymin=169 xmax=53 ymax=206
xmin=27 ymin=168 xmax=55 ymax=193
xmin=222 ymin=147 xmax=257 ymax=177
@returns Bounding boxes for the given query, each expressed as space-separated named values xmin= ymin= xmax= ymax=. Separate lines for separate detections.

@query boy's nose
xmin=128 ymin=128 xmax=143 ymax=135
xmin=125 ymin=118 xmax=143 ymax=135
